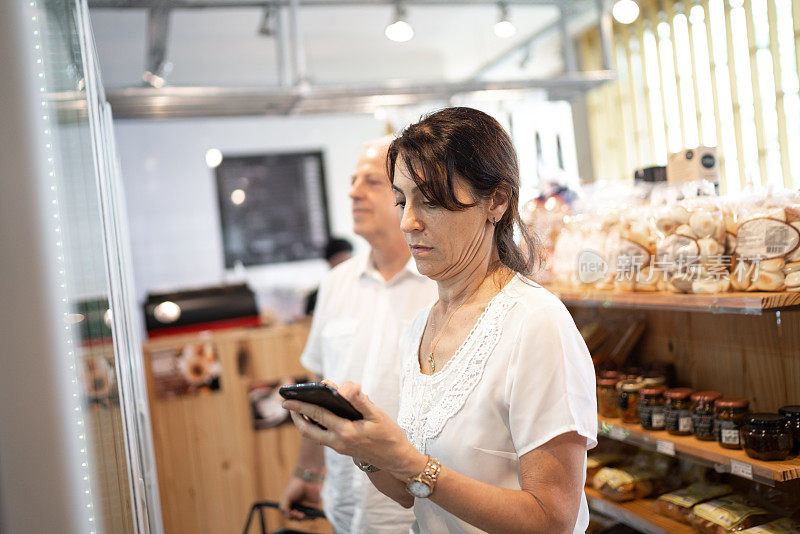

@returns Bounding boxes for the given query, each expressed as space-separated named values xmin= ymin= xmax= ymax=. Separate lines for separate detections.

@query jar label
xmin=721 ymin=428 xmax=740 ymax=445
xmin=679 ymin=415 xmax=693 ymax=433
xmin=692 ymin=412 xmax=716 ymax=437
xmin=652 ymin=411 xmax=665 ymax=428
xmin=735 ymin=218 xmax=800 ymax=260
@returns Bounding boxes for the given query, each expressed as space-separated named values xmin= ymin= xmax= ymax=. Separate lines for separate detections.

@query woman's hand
xmin=282 ymin=380 xmax=424 ymax=474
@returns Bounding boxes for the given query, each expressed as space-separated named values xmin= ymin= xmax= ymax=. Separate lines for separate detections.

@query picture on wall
xmin=149 ymin=341 xmax=222 ymax=399
xmin=215 ymin=151 xmax=330 ymax=267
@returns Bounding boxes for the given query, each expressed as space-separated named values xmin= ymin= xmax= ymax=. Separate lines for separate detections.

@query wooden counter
xmin=143 ymin=322 xmax=331 ymax=534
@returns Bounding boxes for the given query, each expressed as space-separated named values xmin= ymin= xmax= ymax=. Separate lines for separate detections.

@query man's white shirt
xmin=301 ymin=252 xmax=437 ymax=534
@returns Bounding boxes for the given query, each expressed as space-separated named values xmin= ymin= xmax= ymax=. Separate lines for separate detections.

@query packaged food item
xmin=597 ymin=377 xmax=621 ymax=418
xmin=592 ymin=465 xmax=659 ymax=501
xmin=716 ymin=398 xmax=750 ymax=449
xmin=741 ymin=413 xmax=794 ymax=461
xmin=693 ymin=391 xmax=723 ymax=441
xmin=617 ymin=379 xmax=643 ymax=424
xmin=654 ymin=482 xmax=733 ymax=524
xmin=778 ymin=405 xmax=800 ymax=456
xmin=665 ymin=387 xmax=694 ymax=435
xmin=691 ymin=496 xmax=771 ymax=533
xmin=586 ymin=451 xmax=622 ymax=481
xmin=639 ymin=386 xmax=666 ymax=430
xmin=738 ymin=518 xmax=800 ymax=533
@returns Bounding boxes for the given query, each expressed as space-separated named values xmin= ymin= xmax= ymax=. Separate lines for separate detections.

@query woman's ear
xmin=488 ymin=188 xmax=510 ymax=223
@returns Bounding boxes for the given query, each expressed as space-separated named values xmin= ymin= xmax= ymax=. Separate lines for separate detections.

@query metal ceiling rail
xmin=89 ymin=0 xmax=591 ymax=8
xmin=97 ymin=72 xmax=615 ymax=119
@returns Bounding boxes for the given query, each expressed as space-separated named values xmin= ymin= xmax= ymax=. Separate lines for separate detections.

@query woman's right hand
xmin=278 ymin=477 xmax=322 ymax=520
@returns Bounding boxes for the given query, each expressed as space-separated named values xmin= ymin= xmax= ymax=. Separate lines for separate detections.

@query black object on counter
xmin=634 ymin=166 xmax=667 ymax=183
xmin=741 ymin=413 xmax=793 ymax=461
xmin=665 ymin=388 xmax=694 ymax=436
xmin=691 ymin=391 xmax=722 ymax=441
xmin=778 ymin=405 xmax=800 ymax=456
xmin=143 ymin=283 xmax=258 ymax=337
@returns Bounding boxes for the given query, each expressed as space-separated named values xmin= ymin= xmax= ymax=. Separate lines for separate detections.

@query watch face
xmin=407 ymin=479 xmax=432 ymax=498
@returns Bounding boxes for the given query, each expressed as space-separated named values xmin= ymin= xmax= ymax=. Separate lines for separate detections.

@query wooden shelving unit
xmin=584 ymin=487 xmax=696 ymax=534
xmin=546 ymin=286 xmax=800 ymax=315
xmin=598 ymin=416 xmax=800 ymax=486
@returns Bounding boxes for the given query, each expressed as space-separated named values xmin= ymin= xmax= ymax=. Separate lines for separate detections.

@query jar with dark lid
xmin=742 ymin=413 xmax=793 ymax=461
xmin=715 ymin=397 xmax=750 ymax=449
xmin=778 ymin=405 xmax=800 ymax=456
xmin=665 ymin=388 xmax=694 ymax=435
xmin=597 ymin=377 xmax=620 ymax=418
xmin=639 ymin=386 xmax=666 ymax=430
xmin=617 ymin=380 xmax=643 ymax=424
xmin=691 ymin=391 xmax=722 ymax=441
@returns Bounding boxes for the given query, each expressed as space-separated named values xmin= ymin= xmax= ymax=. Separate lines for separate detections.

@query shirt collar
xmin=356 ymin=250 xmax=425 ymax=284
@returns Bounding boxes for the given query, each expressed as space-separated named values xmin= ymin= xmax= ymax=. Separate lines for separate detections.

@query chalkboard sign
xmin=215 ymin=151 xmax=330 ymax=267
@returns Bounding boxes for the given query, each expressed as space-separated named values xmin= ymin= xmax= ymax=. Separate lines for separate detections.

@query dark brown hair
xmin=387 ymin=107 xmax=540 ymax=275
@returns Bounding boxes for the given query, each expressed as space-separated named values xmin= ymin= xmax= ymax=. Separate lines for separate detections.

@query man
xmin=304 ymin=237 xmax=354 ymax=315
xmin=279 ymin=137 xmax=436 ymax=533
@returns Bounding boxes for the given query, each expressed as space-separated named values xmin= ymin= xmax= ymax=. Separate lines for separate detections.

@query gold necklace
xmin=426 ymin=302 xmax=466 ymax=373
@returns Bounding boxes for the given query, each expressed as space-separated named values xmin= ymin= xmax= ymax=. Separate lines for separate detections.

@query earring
xmin=492 ymin=217 xmax=497 ymax=227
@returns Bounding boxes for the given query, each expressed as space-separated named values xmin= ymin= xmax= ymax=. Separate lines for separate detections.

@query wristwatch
xmin=293 ymin=467 xmax=324 ymax=483
xmin=405 ymin=456 xmax=441 ymax=499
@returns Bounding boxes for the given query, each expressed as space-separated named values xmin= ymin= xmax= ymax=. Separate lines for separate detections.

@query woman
xmin=283 ymin=107 xmax=597 ymax=534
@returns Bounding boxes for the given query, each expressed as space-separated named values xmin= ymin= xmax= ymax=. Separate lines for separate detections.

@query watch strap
xmin=406 ymin=455 xmax=441 ymax=497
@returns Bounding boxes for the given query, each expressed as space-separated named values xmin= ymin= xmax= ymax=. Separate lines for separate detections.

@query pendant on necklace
xmin=428 ymin=353 xmax=435 ymax=373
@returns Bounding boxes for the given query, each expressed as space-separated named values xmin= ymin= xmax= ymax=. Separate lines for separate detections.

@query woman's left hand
xmin=282 ymin=380 xmax=422 ymax=474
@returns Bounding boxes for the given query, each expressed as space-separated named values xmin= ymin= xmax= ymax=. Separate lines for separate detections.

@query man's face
xmin=348 ymin=143 xmax=399 ymax=240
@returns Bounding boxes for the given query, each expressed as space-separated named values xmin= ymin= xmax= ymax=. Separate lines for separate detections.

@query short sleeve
xmin=505 ymin=303 xmax=597 ymax=457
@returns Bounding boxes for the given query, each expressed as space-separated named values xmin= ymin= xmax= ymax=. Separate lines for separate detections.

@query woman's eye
xmin=394 ymin=200 xmax=405 ymax=207
xmin=422 ymin=201 xmax=437 ymax=209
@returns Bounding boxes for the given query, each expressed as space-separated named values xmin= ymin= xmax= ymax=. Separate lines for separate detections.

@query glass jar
xmin=665 ymin=388 xmax=694 ymax=435
xmin=692 ymin=391 xmax=722 ymax=441
xmin=741 ymin=413 xmax=793 ymax=461
xmin=778 ymin=405 xmax=800 ymax=456
xmin=715 ymin=397 xmax=750 ymax=449
xmin=639 ymin=386 xmax=666 ymax=430
xmin=597 ymin=377 xmax=620 ymax=418
xmin=641 ymin=375 xmax=666 ymax=388
xmin=617 ymin=380 xmax=643 ymax=425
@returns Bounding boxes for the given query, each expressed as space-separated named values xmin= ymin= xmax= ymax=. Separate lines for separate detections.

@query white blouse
xmin=397 ymin=275 xmax=598 ymax=534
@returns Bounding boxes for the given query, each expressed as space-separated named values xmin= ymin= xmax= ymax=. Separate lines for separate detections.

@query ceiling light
xmin=230 ymin=189 xmax=246 ymax=205
xmin=612 ymin=0 xmax=639 ymax=24
xmin=385 ymin=4 xmax=414 ymax=42
xmin=494 ymin=3 xmax=516 ymax=38
xmin=205 ymin=148 xmax=223 ymax=168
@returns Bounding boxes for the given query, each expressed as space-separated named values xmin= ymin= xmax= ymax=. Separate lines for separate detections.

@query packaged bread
xmin=729 ymin=191 xmax=800 ymax=291
xmin=738 ymin=518 xmax=800 ymax=533
xmin=652 ymin=188 xmax=728 ymax=294
xmin=592 ymin=465 xmax=659 ymax=501
xmin=690 ymin=495 xmax=772 ymax=533
xmin=654 ymin=482 xmax=733 ymax=524
xmin=586 ymin=451 xmax=622 ymax=482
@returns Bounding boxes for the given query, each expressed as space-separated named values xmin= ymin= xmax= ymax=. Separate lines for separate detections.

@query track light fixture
xmin=385 ymin=3 xmax=414 ymax=42
xmin=494 ymin=3 xmax=516 ymax=38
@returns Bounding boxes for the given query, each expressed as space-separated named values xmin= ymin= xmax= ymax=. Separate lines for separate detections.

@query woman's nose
xmin=399 ymin=204 xmax=423 ymax=233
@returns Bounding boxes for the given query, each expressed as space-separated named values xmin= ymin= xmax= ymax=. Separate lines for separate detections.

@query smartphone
xmin=279 ymin=382 xmax=363 ymax=427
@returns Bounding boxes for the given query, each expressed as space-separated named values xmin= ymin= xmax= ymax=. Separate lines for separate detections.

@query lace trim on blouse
xmin=397 ymin=286 xmax=518 ymax=452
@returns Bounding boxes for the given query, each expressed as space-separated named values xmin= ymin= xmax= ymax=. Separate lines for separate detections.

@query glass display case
xmin=0 ymin=0 xmax=161 ymax=532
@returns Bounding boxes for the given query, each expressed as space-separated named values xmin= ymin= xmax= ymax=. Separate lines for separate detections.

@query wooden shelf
xmin=546 ymin=286 xmax=800 ymax=315
xmin=585 ymin=486 xmax=696 ymax=534
xmin=598 ymin=416 xmax=800 ymax=486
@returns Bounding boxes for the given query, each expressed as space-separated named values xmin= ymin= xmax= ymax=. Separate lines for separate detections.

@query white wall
xmin=115 ymin=113 xmax=384 ymax=315
xmin=114 ymin=100 xmax=579 ymax=320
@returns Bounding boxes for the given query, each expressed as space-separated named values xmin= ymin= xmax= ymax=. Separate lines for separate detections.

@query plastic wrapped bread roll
xmin=785 ymin=271 xmax=800 ymax=290
xmin=759 ymin=257 xmax=786 ymax=273
xmin=669 ymin=204 xmax=691 ymax=225
xmin=636 ymin=266 xmax=660 ymax=292
xmin=698 ymin=237 xmax=723 ymax=261
xmin=690 ymin=210 xmax=717 ymax=239
xmin=730 ymin=261 xmax=753 ymax=291
xmin=754 ymin=269 xmax=786 ymax=291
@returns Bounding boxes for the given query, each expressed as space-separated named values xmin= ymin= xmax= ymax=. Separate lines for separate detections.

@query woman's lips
xmin=410 ymin=245 xmax=432 ymax=255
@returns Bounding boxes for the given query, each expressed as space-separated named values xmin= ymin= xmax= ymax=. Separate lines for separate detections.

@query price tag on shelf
xmin=609 ymin=426 xmax=628 ymax=441
xmin=730 ymin=460 xmax=753 ymax=480
xmin=656 ymin=439 xmax=676 ymax=456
